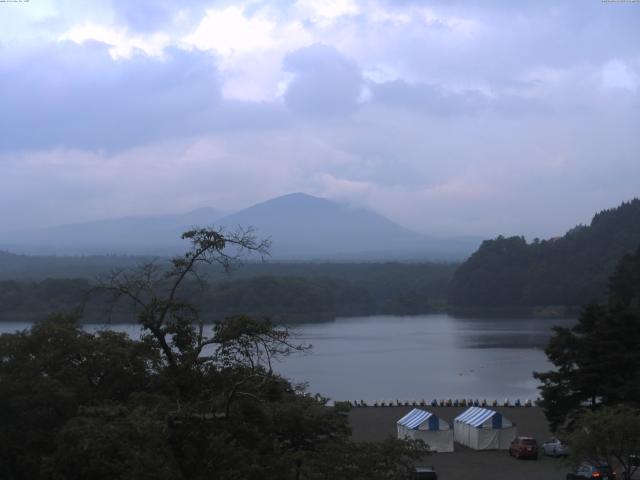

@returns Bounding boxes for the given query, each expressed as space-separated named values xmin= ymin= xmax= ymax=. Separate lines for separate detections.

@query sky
xmin=0 ymin=0 xmax=639 ymax=238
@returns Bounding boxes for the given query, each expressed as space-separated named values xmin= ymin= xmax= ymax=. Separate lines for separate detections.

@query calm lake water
xmin=0 ymin=314 xmax=573 ymax=402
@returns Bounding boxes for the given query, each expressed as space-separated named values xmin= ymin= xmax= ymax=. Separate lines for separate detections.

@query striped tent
xmin=397 ymin=409 xmax=454 ymax=452
xmin=454 ymin=407 xmax=516 ymax=450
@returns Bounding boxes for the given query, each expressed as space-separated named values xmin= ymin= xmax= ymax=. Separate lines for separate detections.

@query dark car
xmin=509 ymin=436 xmax=539 ymax=460
xmin=414 ymin=465 xmax=438 ymax=480
xmin=566 ymin=463 xmax=616 ymax=479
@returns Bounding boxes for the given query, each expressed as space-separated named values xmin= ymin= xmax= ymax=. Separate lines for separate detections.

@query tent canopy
xmin=454 ymin=407 xmax=516 ymax=450
xmin=397 ymin=409 xmax=445 ymax=431
xmin=455 ymin=406 xmax=510 ymax=429
xmin=397 ymin=409 xmax=454 ymax=452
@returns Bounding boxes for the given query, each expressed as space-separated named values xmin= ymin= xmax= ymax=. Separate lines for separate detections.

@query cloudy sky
xmin=1 ymin=0 xmax=639 ymax=238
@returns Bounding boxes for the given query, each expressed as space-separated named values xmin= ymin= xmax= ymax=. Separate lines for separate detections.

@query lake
xmin=0 ymin=314 xmax=573 ymax=403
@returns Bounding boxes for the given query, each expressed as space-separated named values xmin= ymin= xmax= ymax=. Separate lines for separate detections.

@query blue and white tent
xmin=397 ymin=409 xmax=453 ymax=452
xmin=454 ymin=407 xmax=516 ymax=450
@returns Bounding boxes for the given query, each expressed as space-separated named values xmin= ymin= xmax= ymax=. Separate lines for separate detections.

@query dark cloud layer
xmin=0 ymin=42 xmax=221 ymax=151
xmin=283 ymin=44 xmax=363 ymax=115
xmin=0 ymin=1 xmax=638 ymax=238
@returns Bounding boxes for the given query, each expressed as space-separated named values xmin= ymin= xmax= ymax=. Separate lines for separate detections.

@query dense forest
xmin=0 ymin=229 xmax=428 ymax=480
xmin=534 ymin=245 xmax=640 ymax=430
xmin=0 ymin=262 xmax=456 ymax=323
xmin=0 ymin=251 xmax=151 ymax=280
xmin=449 ymin=199 xmax=640 ymax=308
xmin=531 ymin=247 xmax=640 ymax=478
xmin=3 ymin=198 xmax=639 ymax=319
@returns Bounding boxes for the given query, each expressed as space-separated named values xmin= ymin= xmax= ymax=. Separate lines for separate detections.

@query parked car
xmin=566 ymin=463 xmax=616 ymax=479
xmin=414 ymin=465 xmax=438 ymax=480
xmin=509 ymin=436 xmax=539 ymax=459
xmin=543 ymin=438 xmax=570 ymax=457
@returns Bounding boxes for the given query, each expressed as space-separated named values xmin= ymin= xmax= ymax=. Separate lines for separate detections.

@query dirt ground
xmin=348 ymin=406 xmax=573 ymax=480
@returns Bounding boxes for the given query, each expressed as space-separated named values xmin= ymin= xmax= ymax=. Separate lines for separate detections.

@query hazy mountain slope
xmin=0 ymin=208 xmax=222 ymax=255
xmin=217 ymin=193 xmax=478 ymax=260
xmin=0 ymin=193 xmax=479 ymax=259
xmin=448 ymin=199 xmax=640 ymax=307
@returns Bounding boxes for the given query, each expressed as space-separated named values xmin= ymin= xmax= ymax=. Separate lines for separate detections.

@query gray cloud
xmin=0 ymin=0 xmax=638 ymax=240
xmin=0 ymin=42 xmax=221 ymax=152
xmin=110 ymin=0 xmax=184 ymax=32
xmin=364 ymin=1 xmax=640 ymax=92
xmin=283 ymin=44 xmax=363 ymax=115
xmin=0 ymin=38 xmax=300 ymax=153
xmin=101 ymin=0 xmax=209 ymax=33
xmin=371 ymin=80 xmax=489 ymax=115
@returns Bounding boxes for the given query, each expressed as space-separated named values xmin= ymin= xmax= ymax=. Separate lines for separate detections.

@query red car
xmin=509 ymin=436 xmax=539 ymax=459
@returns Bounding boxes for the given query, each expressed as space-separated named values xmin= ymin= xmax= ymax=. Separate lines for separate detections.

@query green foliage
xmin=0 ymin=314 xmax=162 ymax=480
xmin=47 ymin=402 xmax=179 ymax=480
xmin=0 ymin=251 xmax=148 ymax=281
xmin=608 ymin=248 xmax=640 ymax=310
xmin=534 ymin=246 xmax=640 ymax=430
xmin=0 ymin=263 xmax=456 ymax=323
xmin=300 ymin=437 xmax=429 ymax=480
xmin=449 ymin=199 xmax=640 ymax=307
xmin=568 ymin=406 xmax=640 ymax=480
xmin=0 ymin=278 xmax=90 ymax=320
xmin=0 ymin=228 xmax=429 ymax=480
xmin=0 ymin=312 xmax=429 ymax=480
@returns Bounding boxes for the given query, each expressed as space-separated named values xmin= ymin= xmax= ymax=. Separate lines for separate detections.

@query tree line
xmin=449 ymin=199 xmax=640 ymax=308
xmin=535 ymin=246 xmax=640 ymax=478
xmin=0 ymin=264 xmax=455 ymax=323
xmin=0 ymin=228 xmax=429 ymax=480
xmin=2 ymin=199 xmax=639 ymax=319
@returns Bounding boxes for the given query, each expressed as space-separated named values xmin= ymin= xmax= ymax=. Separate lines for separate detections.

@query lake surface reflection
xmin=0 ymin=314 xmax=574 ymax=402
xmin=275 ymin=314 xmax=574 ymax=402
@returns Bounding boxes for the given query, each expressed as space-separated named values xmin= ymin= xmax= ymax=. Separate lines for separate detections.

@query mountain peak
xmin=0 ymin=193 xmax=479 ymax=260
xmin=253 ymin=192 xmax=331 ymax=206
xmin=216 ymin=193 xmax=478 ymax=260
xmin=278 ymin=192 xmax=321 ymax=200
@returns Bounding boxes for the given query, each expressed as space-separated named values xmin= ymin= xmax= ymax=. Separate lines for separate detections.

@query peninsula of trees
xmin=449 ymin=199 xmax=640 ymax=309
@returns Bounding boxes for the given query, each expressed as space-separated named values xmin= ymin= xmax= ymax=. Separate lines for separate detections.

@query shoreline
xmin=348 ymin=405 xmax=553 ymax=443
xmin=0 ymin=304 xmax=581 ymax=325
xmin=447 ymin=305 xmax=580 ymax=319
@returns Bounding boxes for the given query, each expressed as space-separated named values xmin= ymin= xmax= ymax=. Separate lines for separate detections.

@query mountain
xmin=0 ymin=208 xmax=223 ymax=255
xmin=448 ymin=198 xmax=640 ymax=308
xmin=0 ymin=193 xmax=480 ymax=259
xmin=216 ymin=193 xmax=478 ymax=260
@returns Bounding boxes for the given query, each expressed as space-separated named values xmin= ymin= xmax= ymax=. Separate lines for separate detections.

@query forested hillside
xmin=0 ymin=251 xmax=147 ymax=280
xmin=0 ymin=263 xmax=456 ymax=322
xmin=448 ymin=199 xmax=640 ymax=307
xmin=534 ymin=245 xmax=640 ymax=429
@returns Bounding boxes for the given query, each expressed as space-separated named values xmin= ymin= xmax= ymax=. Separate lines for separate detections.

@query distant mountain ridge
xmin=448 ymin=198 xmax=640 ymax=307
xmin=0 ymin=193 xmax=480 ymax=260
xmin=0 ymin=208 xmax=223 ymax=255
xmin=216 ymin=193 xmax=477 ymax=260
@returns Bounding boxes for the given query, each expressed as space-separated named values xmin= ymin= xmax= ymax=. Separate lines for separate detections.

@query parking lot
xmin=349 ymin=405 xmax=573 ymax=480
